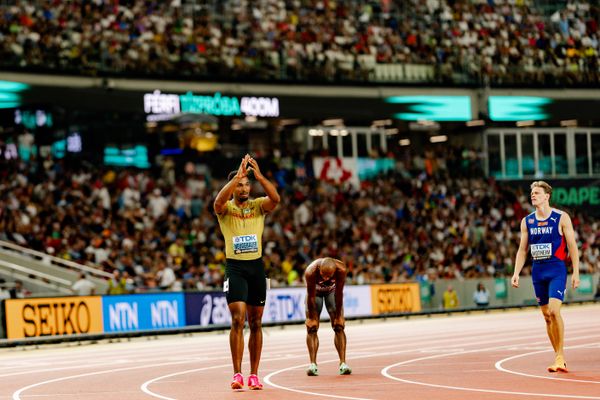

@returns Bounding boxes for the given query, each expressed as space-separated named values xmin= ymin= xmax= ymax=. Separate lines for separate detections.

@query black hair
xmin=227 ymin=170 xmax=254 ymax=181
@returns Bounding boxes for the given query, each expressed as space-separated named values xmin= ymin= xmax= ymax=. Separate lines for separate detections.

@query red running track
xmin=1 ymin=304 xmax=599 ymax=400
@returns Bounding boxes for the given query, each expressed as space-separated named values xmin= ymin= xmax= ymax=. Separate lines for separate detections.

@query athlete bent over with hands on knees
xmin=512 ymin=181 xmax=580 ymax=373
xmin=304 ymin=257 xmax=352 ymax=376
xmin=214 ymin=154 xmax=280 ymax=390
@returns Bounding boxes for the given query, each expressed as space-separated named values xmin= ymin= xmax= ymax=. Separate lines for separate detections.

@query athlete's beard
xmin=238 ymin=194 xmax=249 ymax=202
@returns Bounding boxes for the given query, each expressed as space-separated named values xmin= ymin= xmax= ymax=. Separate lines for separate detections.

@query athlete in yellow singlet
xmin=214 ymin=154 xmax=280 ymax=390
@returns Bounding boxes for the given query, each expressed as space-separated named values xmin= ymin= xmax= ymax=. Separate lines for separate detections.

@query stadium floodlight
xmin=322 ymin=118 xmax=344 ymax=126
xmin=279 ymin=119 xmax=300 ymax=126
xmin=399 ymin=139 xmax=411 ymax=146
xmin=409 ymin=121 xmax=440 ymax=131
xmin=560 ymin=119 xmax=577 ymax=127
xmin=430 ymin=135 xmax=448 ymax=143
xmin=371 ymin=119 xmax=392 ymax=127
xmin=466 ymin=119 xmax=485 ymax=127
xmin=516 ymin=120 xmax=535 ymax=127
xmin=67 ymin=133 xmax=82 ymax=153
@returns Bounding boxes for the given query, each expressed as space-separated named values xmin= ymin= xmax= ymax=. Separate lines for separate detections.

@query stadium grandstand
xmin=0 ymin=0 xmax=598 ymax=85
xmin=0 ymin=0 xmax=598 ymax=346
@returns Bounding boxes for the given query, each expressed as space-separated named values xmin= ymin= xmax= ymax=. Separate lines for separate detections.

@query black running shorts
xmin=224 ymin=258 xmax=267 ymax=306
xmin=307 ymin=291 xmax=337 ymax=318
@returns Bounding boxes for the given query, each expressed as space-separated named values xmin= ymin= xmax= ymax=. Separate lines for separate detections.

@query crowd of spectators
xmin=0 ymin=145 xmax=598 ymax=295
xmin=0 ymin=278 xmax=30 ymax=299
xmin=0 ymin=0 xmax=598 ymax=85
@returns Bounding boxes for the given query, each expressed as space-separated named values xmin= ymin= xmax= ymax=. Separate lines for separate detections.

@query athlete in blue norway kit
xmin=512 ymin=181 xmax=580 ymax=373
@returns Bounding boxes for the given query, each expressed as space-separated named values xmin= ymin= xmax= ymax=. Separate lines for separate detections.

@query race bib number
xmin=233 ymin=234 xmax=258 ymax=254
xmin=531 ymin=243 xmax=552 ymax=260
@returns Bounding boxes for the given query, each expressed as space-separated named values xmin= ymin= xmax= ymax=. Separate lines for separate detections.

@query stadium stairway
xmin=0 ymin=240 xmax=109 ymax=297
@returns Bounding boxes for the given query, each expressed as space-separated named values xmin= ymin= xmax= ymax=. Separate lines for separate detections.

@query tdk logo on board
xmin=344 ymin=295 xmax=358 ymax=309
xmin=268 ymin=294 xmax=304 ymax=322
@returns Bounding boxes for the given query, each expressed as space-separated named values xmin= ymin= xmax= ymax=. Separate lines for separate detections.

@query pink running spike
xmin=247 ymin=374 xmax=263 ymax=390
xmin=231 ymin=373 xmax=244 ymax=390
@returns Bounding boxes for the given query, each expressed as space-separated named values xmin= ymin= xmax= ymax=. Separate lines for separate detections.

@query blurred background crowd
xmin=0 ymin=0 xmax=598 ymax=299
xmin=1 ymin=144 xmax=597 ymax=295
xmin=0 ymin=0 xmax=598 ymax=85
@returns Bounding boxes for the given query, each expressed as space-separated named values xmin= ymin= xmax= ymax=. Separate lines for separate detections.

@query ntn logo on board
xmin=109 ymin=302 xmax=139 ymax=330
xmin=150 ymin=300 xmax=179 ymax=327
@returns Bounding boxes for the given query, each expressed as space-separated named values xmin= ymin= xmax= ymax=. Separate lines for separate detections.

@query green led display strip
xmin=0 ymin=80 xmax=29 ymax=109
xmin=385 ymin=96 xmax=472 ymax=121
xmin=488 ymin=96 xmax=551 ymax=121
xmin=104 ymin=145 xmax=150 ymax=169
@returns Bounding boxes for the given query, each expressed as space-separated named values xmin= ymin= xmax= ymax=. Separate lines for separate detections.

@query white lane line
xmin=262 ymin=332 xmax=599 ymax=400
xmin=141 ymin=354 xmax=308 ymax=400
xmin=140 ymin=362 xmax=236 ymax=400
xmin=0 ymin=337 xmax=352 ymax=377
xmin=0 ymin=326 xmax=453 ymax=367
xmin=0 ymin=355 xmax=232 ymax=378
xmin=145 ymin=328 xmax=539 ymax=400
xmin=263 ymin=355 xmax=378 ymax=400
xmin=4 ymin=322 xmax=551 ymax=381
xmin=0 ymin=337 xmax=439 ymax=379
xmin=11 ymin=314 xmax=600 ymax=400
xmin=142 ymin=345 xmax=445 ymax=400
xmin=495 ymin=343 xmax=600 ymax=384
xmin=263 ymin=342 xmax=541 ymax=400
xmin=381 ymin=335 xmax=600 ymax=400
xmin=11 ymin=359 xmax=207 ymax=400
xmin=10 ymin=352 xmax=297 ymax=400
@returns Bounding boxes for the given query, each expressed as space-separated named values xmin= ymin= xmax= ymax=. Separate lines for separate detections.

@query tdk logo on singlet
xmin=234 ymin=235 xmax=257 ymax=243
xmin=530 ymin=226 xmax=553 ymax=235
xmin=233 ymin=234 xmax=258 ymax=254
